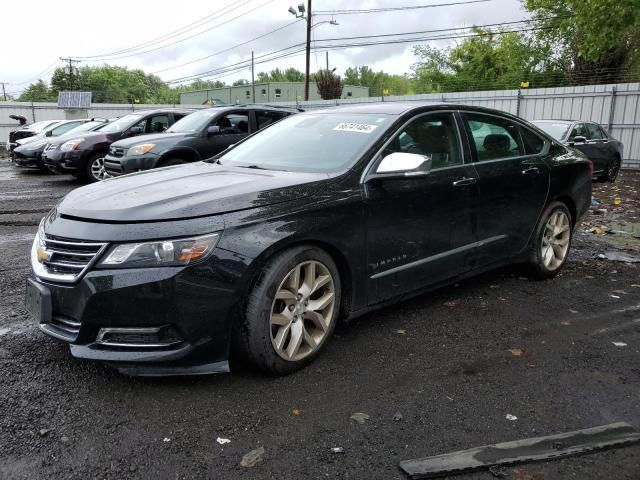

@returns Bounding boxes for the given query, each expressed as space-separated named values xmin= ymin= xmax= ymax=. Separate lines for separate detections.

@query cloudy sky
xmin=0 ymin=0 xmax=527 ymax=95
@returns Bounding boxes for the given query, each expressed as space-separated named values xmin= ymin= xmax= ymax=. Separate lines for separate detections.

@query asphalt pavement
xmin=1 ymin=161 xmax=639 ymax=480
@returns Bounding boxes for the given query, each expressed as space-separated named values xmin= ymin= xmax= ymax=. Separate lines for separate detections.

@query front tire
xmin=236 ymin=246 xmax=341 ymax=375
xmin=84 ymin=153 xmax=109 ymax=183
xmin=529 ymin=202 xmax=573 ymax=279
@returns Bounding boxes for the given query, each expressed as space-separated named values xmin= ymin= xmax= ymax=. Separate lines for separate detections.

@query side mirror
xmin=207 ymin=126 xmax=220 ymax=135
xmin=571 ymin=135 xmax=587 ymax=144
xmin=370 ymin=152 xmax=432 ymax=180
xmin=128 ymin=126 xmax=144 ymax=136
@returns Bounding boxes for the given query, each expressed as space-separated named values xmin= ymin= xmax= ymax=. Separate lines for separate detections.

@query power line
xmin=315 ymin=0 xmax=492 ymax=15
xmin=150 ymin=19 xmax=302 ymax=74
xmin=77 ymin=0 xmax=278 ymax=61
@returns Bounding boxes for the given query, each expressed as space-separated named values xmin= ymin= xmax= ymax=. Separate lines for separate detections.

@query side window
xmin=519 ymin=126 xmax=547 ymax=155
xmin=587 ymin=123 xmax=605 ymax=140
xmin=214 ymin=113 xmax=249 ymax=134
xmin=51 ymin=122 xmax=81 ymax=136
xmin=147 ymin=115 xmax=169 ymax=133
xmin=130 ymin=118 xmax=147 ymax=135
xmin=383 ymin=113 xmax=462 ymax=170
xmin=256 ymin=111 xmax=286 ymax=130
xmin=275 ymin=89 xmax=282 ymax=98
xmin=463 ymin=114 xmax=523 ymax=161
xmin=570 ymin=123 xmax=587 ymax=139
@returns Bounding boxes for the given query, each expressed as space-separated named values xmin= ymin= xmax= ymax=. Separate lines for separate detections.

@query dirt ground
xmin=1 ymin=162 xmax=639 ymax=480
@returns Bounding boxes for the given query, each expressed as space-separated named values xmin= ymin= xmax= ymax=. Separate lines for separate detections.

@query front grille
xmin=104 ymin=158 xmax=123 ymax=176
xmin=109 ymin=146 xmax=125 ymax=158
xmin=33 ymin=235 xmax=108 ymax=283
xmin=41 ymin=313 xmax=82 ymax=342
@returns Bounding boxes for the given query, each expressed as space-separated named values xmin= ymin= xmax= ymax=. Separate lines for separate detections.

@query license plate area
xmin=25 ymin=278 xmax=52 ymax=324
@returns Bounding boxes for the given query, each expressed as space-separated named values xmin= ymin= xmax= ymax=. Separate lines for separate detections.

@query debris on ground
xmin=509 ymin=348 xmax=525 ymax=358
xmin=443 ymin=300 xmax=458 ymax=308
xmin=331 ymin=447 xmax=345 ymax=454
xmin=591 ymin=197 xmax=600 ymax=206
xmin=610 ymin=294 xmax=621 ymax=299
xmin=291 ymin=408 xmax=302 ymax=416
xmin=599 ymin=251 xmax=640 ymax=263
xmin=163 ymin=437 xmax=170 ymax=443
xmin=396 ymin=329 xmax=406 ymax=335
xmin=39 ymin=428 xmax=51 ymax=437
xmin=612 ymin=342 xmax=628 ymax=347
xmin=399 ymin=422 xmax=640 ymax=479
xmin=488 ymin=465 xmax=508 ymax=478
xmin=350 ymin=412 xmax=370 ymax=424
xmin=505 ymin=414 xmax=518 ymax=421
xmin=216 ymin=437 xmax=231 ymax=445
xmin=393 ymin=412 xmax=403 ymax=422
xmin=240 ymin=446 xmax=265 ymax=468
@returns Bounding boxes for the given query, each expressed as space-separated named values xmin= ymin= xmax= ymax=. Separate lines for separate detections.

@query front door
xmin=202 ymin=111 xmax=250 ymax=158
xmin=364 ymin=112 xmax=479 ymax=304
xmin=459 ymin=112 xmax=550 ymax=267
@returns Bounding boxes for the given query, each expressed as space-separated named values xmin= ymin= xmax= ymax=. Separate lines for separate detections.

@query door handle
xmin=452 ymin=177 xmax=477 ymax=187
xmin=522 ymin=166 xmax=540 ymax=175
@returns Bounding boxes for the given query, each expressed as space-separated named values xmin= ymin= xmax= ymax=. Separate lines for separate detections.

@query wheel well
xmin=554 ymin=195 xmax=577 ymax=226
xmin=159 ymin=150 xmax=198 ymax=165
xmin=245 ymin=240 xmax=354 ymax=318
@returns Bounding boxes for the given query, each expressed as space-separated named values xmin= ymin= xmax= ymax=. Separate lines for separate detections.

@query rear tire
xmin=528 ymin=201 xmax=573 ymax=279
xmin=604 ymin=156 xmax=621 ymax=183
xmin=235 ymin=246 xmax=341 ymax=375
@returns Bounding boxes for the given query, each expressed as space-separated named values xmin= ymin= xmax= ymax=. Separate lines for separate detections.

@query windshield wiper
xmin=238 ymin=164 xmax=269 ymax=170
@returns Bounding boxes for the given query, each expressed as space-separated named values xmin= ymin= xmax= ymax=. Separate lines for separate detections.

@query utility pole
xmin=304 ymin=0 xmax=312 ymax=101
xmin=0 ymin=83 xmax=6 ymax=101
xmin=60 ymin=57 xmax=81 ymax=90
xmin=326 ymin=51 xmax=329 ymax=71
xmin=251 ymin=51 xmax=256 ymax=104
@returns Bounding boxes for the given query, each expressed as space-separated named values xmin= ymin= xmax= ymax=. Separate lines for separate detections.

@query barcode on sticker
xmin=333 ymin=123 xmax=378 ymax=134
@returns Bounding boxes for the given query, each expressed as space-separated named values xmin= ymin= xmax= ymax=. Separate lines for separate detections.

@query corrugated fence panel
xmin=1 ymin=83 xmax=639 ymax=166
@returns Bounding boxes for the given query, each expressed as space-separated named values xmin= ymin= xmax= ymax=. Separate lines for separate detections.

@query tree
xmin=343 ymin=66 xmax=413 ymax=96
xmin=232 ymin=79 xmax=249 ymax=86
xmin=524 ymin=0 xmax=640 ymax=83
xmin=256 ymin=68 xmax=305 ymax=83
xmin=316 ymin=69 xmax=343 ymax=99
xmin=18 ymin=80 xmax=54 ymax=102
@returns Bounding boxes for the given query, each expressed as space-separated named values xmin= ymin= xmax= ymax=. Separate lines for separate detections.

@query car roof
xmin=306 ymin=102 xmax=536 ymax=118
xmin=533 ymin=119 xmax=600 ymax=125
xmin=209 ymin=104 xmax=301 ymax=113
xmin=133 ymin=108 xmax=196 ymax=116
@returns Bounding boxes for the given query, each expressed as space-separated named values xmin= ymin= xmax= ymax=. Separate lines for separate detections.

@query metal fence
xmin=1 ymin=82 xmax=639 ymax=168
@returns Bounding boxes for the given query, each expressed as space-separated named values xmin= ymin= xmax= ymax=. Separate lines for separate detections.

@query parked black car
xmin=531 ymin=120 xmax=623 ymax=182
xmin=43 ymin=109 xmax=193 ymax=182
xmin=26 ymin=103 xmax=591 ymax=376
xmin=13 ymin=120 xmax=107 ymax=171
xmin=7 ymin=119 xmax=62 ymax=158
xmin=103 ymin=105 xmax=298 ymax=177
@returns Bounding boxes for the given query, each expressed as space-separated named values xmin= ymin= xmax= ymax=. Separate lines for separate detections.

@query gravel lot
xmin=1 ymin=161 xmax=639 ymax=480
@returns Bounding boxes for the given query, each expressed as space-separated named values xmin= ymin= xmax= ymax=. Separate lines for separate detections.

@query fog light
xmin=96 ymin=326 xmax=182 ymax=348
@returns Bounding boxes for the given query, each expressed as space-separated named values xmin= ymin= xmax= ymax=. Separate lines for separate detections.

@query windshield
xmin=30 ymin=121 xmax=60 ymax=133
xmin=167 ymin=109 xmax=217 ymax=133
xmin=217 ymin=113 xmax=393 ymax=172
xmin=99 ymin=113 xmax=144 ymax=133
xmin=64 ymin=121 xmax=105 ymax=135
xmin=532 ymin=121 xmax=570 ymax=141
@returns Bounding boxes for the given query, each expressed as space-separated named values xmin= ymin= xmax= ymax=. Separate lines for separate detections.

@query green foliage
xmin=18 ymin=80 xmax=55 ymax=102
xmin=256 ymin=68 xmax=305 ymax=83
xmin=344 ymin=66 xmax=413 ymax=96
xmin=316 ymin=69 xmax=343 ymax=100
xmin=412 ymin=28 xmax=560 ymax=92
xmin=232 ymin=79 xmax=250 ymax=86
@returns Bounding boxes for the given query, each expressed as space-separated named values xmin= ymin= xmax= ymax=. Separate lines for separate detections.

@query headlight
xmin=60 ymin=138 xmax=84 ymax=152
xmin=98 ymin=233 xmax=220 ymax=268
xmin=129 ymin=143 xmax=156 ymax=156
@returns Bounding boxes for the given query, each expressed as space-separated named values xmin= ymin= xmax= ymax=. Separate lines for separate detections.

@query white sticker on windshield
xmin=333 ymin=122 xmax=378 ymax=134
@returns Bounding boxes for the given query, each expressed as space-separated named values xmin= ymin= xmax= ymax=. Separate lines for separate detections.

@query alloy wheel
xmin=90 ymin=157 xmax=110 ymax=181
xmin=608 ymin=159 xmax=620 ymax=182
xmin=269 ymin=260 xmax=336 ymax=361
xmin=541 ymin=211 xmax=571 ymax=271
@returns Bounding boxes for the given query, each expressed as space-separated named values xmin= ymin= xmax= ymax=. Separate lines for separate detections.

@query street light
xmin=288 ymin=2 xmax=338 ymax=101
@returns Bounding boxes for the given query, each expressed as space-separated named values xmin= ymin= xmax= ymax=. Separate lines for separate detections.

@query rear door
xmin=460 ymin=111 xmax=550 ymax=267
xmin=585 ymin=123 xmax=614 ymax=172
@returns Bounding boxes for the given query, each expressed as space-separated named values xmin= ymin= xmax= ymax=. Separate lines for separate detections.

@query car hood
xmin=16 ymin=137 xmax=48 ymax=150
xmin=112 ymin=132 xmax=190 ymax=149
xmin=56 ymin=161 xmax=328 ymax=222
xmin=16 ymin=134 xmax=43 ymax=146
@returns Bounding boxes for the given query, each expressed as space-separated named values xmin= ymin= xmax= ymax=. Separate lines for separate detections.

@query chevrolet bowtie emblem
xmin=36 ymin=246 xmax=51 ymax=263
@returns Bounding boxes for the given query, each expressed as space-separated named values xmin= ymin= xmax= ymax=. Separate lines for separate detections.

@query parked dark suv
xmin=43 ymin=109 xmax=193 ymax=182
xmin=103 ymin=105 xmax=298 ymax=177
xmin=532 ymin=120 xmax=624 ymax=182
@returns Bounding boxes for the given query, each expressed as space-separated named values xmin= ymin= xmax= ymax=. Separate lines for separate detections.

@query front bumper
xmin=43 ymin=149 xmax=83 ymax=173
xmin=13 ymin=150 xmax=43 ymax=169
xmin=28 ymin=248 xmax=245 ymax=374
xmin=104 ymin=152 xmax=160 ymax=177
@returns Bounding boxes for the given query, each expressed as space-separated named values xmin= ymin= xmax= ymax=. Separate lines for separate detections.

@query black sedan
xmin=25 ymin=103 xmax=591 ymax=376
xmin=532 ymin=120 xmax=623 ymax=182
